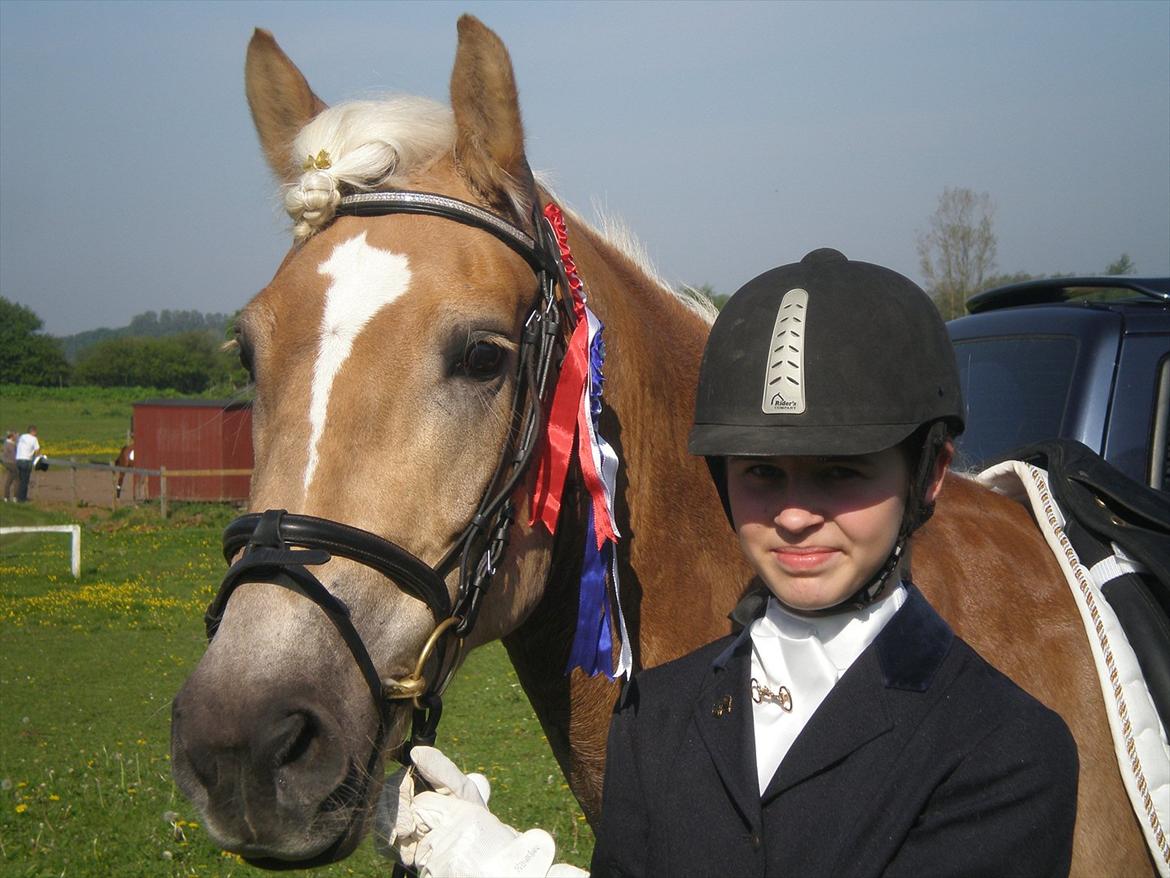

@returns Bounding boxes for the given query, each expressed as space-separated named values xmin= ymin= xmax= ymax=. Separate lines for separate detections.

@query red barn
xmin=132 ymin=399 xmax=253 ymax=501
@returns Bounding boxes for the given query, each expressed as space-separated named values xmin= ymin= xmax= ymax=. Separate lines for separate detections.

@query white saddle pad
xmin=978 ymin=461 xmax=1170 ymax=876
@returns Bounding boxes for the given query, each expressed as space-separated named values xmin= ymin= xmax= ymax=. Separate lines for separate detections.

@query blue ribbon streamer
xmin=565 ymin=311 xmax=623 ymax=679
xmin=588 ymin=331 xmax=606 ymax=422
xmin=566 ymin=504 xmax=616 ymax=678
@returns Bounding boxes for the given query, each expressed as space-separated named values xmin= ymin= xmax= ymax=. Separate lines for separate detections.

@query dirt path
xmin=8 ymin=466 xmax=142 ymax=509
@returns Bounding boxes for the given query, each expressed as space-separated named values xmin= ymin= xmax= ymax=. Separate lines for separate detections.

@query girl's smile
xmin=770 ymin=545 xmax=841 ymax=573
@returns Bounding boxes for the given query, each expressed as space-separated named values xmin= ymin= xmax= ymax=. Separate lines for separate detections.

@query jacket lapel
xmin=762 ymin=648 xmax=892 ymax=800
xmin=692 ymin=635 xmax=761 ymax=826
xmin=761 ymin=585 xmax=953 ymax=802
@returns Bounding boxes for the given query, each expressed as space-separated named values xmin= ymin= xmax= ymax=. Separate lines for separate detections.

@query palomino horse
xmin=170 ymin=17 xmax=1153 ymax=875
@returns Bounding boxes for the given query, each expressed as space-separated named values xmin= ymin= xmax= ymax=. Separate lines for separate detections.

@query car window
xmin=952 ymin=335 xmax=1079 ymax=471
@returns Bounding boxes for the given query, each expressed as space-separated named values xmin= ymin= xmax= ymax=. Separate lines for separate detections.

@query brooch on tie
xmin=712 ymin=695 xmax=733 ymax=717
xmin=751 ymin=677 xmax=793 ymax=712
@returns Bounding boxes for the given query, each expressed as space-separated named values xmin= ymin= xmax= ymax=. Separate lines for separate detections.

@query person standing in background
xmin=2 ymin=431 xmax=17 ymax=502
xmin=15 ymin=426 xmax=40 ymax=502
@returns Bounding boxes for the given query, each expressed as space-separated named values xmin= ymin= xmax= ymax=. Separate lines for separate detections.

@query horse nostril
xmin=264 ymin=708 xmax=348 ymax=810
xmin=269 ymin=712 xmax=318 ymax=770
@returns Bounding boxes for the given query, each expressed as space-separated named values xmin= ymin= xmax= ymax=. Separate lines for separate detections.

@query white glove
xmin=376 ymin=746 xmax=493 ymax=864
xmin=375 ymin=746 xmax=588 ymax=878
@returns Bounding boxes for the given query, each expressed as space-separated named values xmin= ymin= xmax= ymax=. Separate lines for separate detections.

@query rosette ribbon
xmin=530 ymin=203 xmax=632 ymax=679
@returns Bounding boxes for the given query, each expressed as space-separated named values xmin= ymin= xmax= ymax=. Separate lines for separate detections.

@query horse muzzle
xmin=171 ymin=509 xmax=460 ymax=867
xmin=170 ymin=673 xmax=380 ymax=867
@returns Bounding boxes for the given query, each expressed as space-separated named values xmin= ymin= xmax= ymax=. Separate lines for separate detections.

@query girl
xmin=383 ymin=249 xmax=1078 ymax=878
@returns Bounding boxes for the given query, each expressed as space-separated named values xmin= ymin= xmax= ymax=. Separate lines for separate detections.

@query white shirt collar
xmin=754 ymin=581 xmax=907 ymax=676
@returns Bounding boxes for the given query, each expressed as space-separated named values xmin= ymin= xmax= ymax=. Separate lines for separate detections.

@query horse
xmin=113 ymin=440 xmax=134 ymax=500
xmin=169 ymin=16 xmax=1155 ymax=875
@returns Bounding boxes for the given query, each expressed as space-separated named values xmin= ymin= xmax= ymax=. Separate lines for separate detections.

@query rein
xmin=204 ymin=190 xmax=572 ymax=868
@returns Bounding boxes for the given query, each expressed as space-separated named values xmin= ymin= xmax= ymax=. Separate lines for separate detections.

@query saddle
xmin=1007 ymin=439 xmax=1170 ymax=728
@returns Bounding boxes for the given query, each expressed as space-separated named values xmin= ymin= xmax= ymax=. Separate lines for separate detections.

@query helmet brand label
xmin=762 ymin=288 xmax=808 ymax=414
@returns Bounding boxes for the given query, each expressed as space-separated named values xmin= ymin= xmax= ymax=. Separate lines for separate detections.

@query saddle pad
xmin=978 ymin=460 xmax=1170 ymax=876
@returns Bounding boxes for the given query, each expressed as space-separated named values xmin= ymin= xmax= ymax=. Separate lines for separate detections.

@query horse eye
xmin=462 ymin=340 xmax=505 ymax=378
xmin=235 ymin=329 xmax=255 ymax=379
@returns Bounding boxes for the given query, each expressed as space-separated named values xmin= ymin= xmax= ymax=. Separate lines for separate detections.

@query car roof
xmin=965 ymin=276 xmax=1170 ymax=314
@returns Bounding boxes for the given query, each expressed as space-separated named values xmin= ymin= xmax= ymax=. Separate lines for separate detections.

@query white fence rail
xmin=0 ymin=525 xmax=81 ymax=578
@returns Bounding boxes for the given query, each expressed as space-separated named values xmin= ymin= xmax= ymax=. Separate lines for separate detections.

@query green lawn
xmin=1 ymin=385 xmax=153 ymax=458
xmin=0 ymin=502 xmax=593 ymax=876
xmin=0 ymin=385 xmax=251 ymax=458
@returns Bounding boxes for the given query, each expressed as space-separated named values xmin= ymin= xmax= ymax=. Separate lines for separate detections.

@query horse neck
xmin=544 ymin=217 xmax=751 ymax=666
xmin=500 ymin=217 xmax=752 ymax=820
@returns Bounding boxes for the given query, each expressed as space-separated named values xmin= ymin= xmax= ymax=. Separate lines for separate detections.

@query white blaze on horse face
xmin=305 ymin=231 xmax=412 ymax=491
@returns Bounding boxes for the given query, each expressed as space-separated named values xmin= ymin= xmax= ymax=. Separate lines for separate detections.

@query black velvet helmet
xmin=690 ymin=248 xmax=966 ymax=608
xmin=689 ymin=248 xmax=964 ymax=458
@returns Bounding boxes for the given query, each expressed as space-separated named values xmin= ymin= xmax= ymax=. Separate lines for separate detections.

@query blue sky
xmin=1 ymin=0 xmax=1167 ymax=336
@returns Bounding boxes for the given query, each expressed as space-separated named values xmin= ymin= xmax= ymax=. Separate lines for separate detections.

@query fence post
xmin=0 ymin=525 xmax=82 ymax=579
xmin=160 ymin=466 xmax=168 ymax=519
xmin=69 ymin=524 xmax=81 ymax=578
xmin=70 ymin=458 xmax=77 ymax=503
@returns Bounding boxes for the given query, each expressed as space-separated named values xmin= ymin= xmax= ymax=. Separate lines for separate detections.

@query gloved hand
xmin=375 ymin=746 xmax=588 ymax=878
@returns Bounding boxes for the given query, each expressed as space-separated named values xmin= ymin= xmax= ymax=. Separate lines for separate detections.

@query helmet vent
xmin=762 ymin=288 xmax=809 ymax=414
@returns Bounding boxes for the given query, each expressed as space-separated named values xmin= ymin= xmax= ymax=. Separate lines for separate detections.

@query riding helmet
xmin=689 ymin=247 xmax=964 ymax=459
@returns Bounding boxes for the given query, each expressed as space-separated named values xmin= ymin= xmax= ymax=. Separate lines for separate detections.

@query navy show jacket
xmin=590 ymin=585 xmax=1078 ymax=877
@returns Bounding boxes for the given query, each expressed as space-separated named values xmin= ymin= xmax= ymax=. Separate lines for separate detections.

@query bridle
xmin=203 ymin=190 xmax=572 ymax=868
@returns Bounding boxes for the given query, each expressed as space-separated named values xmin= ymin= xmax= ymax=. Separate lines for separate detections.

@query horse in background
xmin=169 ymin=17 xmax=1154 ymax=875
xmin=114 ymin=439 xmax=134 ymax=500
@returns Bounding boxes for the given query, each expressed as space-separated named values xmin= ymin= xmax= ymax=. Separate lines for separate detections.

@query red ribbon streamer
xmin=530 ymin=318 xmax=589 ymax=533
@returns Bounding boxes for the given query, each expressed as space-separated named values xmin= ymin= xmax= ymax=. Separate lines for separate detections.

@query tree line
xmin=0 ymin=298 xmax=247 ymax=392
xmin=57 ymin=309 xmax=233 ymax=362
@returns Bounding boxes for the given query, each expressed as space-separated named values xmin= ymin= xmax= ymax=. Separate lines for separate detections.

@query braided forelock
xmin=284 ymin=97 xmax=456 ymax=239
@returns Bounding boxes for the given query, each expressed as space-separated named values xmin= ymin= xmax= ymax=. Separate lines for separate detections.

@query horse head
xmin=171 ymin=18 xmax=574 ymax=865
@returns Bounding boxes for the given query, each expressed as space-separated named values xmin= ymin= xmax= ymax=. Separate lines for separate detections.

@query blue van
xmin=947 ymin=277 xmax=1170 ymax=490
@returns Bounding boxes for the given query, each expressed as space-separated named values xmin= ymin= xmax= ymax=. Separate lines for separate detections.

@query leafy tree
xmin=74 ymin=332 xmax=219 ymax=393
xmin=916 ymin=187 xmax=998 ymax=320
xmin=1105 ymin=253 xmax=1136 ymax=275
xmin=0 ymin=297 xmax=71 ymax=385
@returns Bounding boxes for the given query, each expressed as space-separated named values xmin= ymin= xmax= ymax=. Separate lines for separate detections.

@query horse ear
xmin=245 ymin=29 xmax=329 ymax=183
xmin=450 ymin=16 xmax=537 ymax=221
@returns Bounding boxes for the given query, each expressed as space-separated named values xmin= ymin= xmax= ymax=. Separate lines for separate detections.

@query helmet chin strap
xmin=843 ymin=537 xmax=906 ymax=610
xmin=838 ymin=420 xmax=951 ymax=612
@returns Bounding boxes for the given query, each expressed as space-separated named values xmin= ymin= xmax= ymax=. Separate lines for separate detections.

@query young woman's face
xmin=726 ymin=448 xmax=910 ymax=613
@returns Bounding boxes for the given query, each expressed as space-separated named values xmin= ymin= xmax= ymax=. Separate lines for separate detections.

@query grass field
xmin=0 ymin=385 xmax=252 ymax=459
xmin=1 ymin=385 xmax=162 ymax=458
xmin=0 ymin=501 xmax=593 ymax=875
